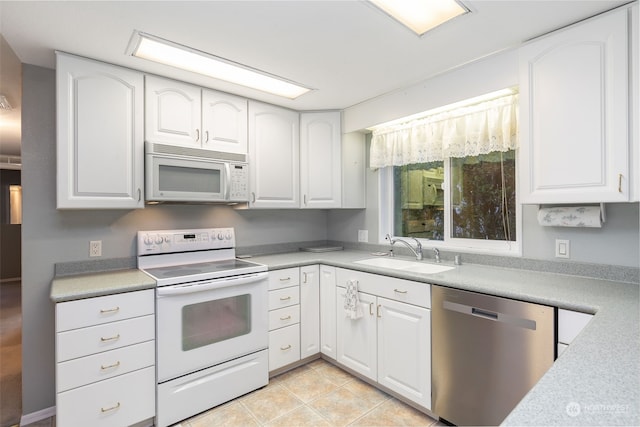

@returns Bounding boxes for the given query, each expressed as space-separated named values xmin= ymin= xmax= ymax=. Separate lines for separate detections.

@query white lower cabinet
xmin=320 ymin=265 xmax=337 ymax=359
xmin=335 ymin=268 xmax=431 ymax=409
xmin=300 ymin=265 xmax=320 ymax=358
xmin=55 ymin=289 xmax=155 ymax=427
xmin=57 ymin=367 xmax=155 ymax=427
xmin=557 ymin=309 xmax=594 ymax=357
xmin=268 ymin=265 xmax=322 ymax=372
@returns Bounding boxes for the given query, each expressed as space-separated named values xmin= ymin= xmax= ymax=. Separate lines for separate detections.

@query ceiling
xmin=0 ymin=0 xmax=632 ymax=157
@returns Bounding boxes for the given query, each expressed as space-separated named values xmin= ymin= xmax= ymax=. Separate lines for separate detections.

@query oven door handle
xmin=156 ymin=272 xmax=268 ymax=296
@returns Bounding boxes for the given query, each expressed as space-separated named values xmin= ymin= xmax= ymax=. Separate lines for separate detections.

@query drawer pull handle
xmin=279 ymin=277 xmax=291 ymax=281
xmin=377 ymin=304 xmax=382 ymax=318
xmin=394 ymin=289 xmax=408 ymax=294
xmin=100 ymin=307 xmax=120 ymax=314
xmin=369 ymin=302 xmax=374 ymax=316
xmin=280 ymin=344 xmax=292 ymax=351
xmin=100 ymin=361 xmax=121 ymax=370
xmin=101 ymin=402 xmax=121 ymax=413
xmin=280 ymin=315 xmax=292 ymax=321
xmin=100 ymin=334 xmax=120 ymax=342
xmin=279 ymin=296 xmax=291 ymax=301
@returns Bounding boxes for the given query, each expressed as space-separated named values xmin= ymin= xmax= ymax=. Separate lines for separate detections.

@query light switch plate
xmin=555 ymin=239 xmax=570 ymax=258
xmin=358 ymin=230 xmax=369 ymax=243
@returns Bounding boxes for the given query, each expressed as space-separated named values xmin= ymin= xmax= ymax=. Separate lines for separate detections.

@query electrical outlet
xmin=358 ymin=230 xmax=369 ymax=243
xmin=89 ymin=240 xmax=102 ymax=257
xmin=555 ymin=239 xmax=570 ymax=258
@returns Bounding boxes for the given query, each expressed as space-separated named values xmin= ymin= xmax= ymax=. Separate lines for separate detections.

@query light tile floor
xmin=175 ymin=359 xmax=441 ymax=427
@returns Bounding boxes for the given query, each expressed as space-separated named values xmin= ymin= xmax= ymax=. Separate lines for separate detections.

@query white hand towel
xmin=344 ymin=279 xmax=363 ymax=319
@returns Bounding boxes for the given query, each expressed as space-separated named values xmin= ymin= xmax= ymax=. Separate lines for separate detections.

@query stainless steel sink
xmin=354 ymin=257 xmax=455 ymax=274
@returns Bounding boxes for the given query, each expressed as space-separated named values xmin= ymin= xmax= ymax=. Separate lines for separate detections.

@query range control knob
xmin=154 ymin=235 xmax=163 ymax=245
xmin=143 ymin=234 xmax=153 ymax=245
xmin=225 ymin=232 xmax=232 ymax=240
xmin=217 ymin=233 xmax=224 ymax=240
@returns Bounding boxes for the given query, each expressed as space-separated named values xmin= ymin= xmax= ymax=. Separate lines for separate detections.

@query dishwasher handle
xmin=443 ymin=300 xmax=537 ymax=330
xmin=471 ymin=307 xmax=498 ymax=320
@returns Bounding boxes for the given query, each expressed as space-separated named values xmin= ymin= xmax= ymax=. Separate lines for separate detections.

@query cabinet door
xmin=341 ymin=132 xmax=366 ymax=209
xmin=519 ymin=9 xmax=629 ymax=203
xmin=145 ymin=76 xmax=201 ymax=147
xmin=320 ymin=265 xmax=337 ymax=359
xmin=377 ymin=297 xmax=431 ymax=409
xmin=300 ymin=265 xmax=320 ymax=358
xmin=56 ymin=53 xmax=144 ymax=209
xmin=300 ymin=112 xmax=342 ymax=208
xmin=248 ymin=101 xmax=300 ymax=208
xmin=336 ymin=290 xmax=376 ymax=381
xmin=201 ymin=89 xmax=248 ymax=154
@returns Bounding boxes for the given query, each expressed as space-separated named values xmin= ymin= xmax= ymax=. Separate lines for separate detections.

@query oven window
xmin=182 ymin=294 xmax=251 ymax=351
xmin=159 ymin=165 xmax=221 ymax=193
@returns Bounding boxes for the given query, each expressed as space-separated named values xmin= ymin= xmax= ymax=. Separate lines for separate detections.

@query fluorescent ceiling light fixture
xmin=369 ymin=0 xmax=468 ymax=36
xmin=128 ymin=31 xmax=312 ymax=99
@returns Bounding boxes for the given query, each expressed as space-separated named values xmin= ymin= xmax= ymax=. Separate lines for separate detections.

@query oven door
xmin=156 ymin=272 xmax=268 ymax=383
xmin=146 ymin=153 xmax=228 ymax=202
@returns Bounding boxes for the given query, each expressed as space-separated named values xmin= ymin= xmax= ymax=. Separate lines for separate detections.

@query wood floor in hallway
xmin=0 ymin=280 xmax=21 ymax=427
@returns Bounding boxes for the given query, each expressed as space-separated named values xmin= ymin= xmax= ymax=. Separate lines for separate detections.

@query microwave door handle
xmin=156 ymin=272 xmax=268 ymax=296
xmin=224 ymin=163 xmax=230 ymax=200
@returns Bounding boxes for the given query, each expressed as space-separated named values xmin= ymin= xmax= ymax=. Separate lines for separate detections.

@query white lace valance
xmin=370 ymin=93 xmax=519 ymax=169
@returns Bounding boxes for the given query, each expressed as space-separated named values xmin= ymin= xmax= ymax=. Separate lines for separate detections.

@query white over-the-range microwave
xmin=145 ymin=142 xmax=249 ymax=204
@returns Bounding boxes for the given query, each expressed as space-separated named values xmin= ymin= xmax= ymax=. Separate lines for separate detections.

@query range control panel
xmin=137 ymin=227 xmax=235 ymax=255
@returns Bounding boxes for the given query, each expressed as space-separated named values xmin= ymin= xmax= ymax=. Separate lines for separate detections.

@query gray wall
xmin=21 ymin=65 xmax=328 ymax=415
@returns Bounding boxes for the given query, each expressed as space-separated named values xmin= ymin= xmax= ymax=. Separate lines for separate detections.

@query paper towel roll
xmin=537 ymin=206 xmax=603 ymax=228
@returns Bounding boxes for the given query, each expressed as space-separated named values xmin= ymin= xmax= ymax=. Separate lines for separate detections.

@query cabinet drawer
xmin=269 ymin=324 xmax=300 ymax=371
xmin=57 ymin=341 xmax=155 ymax=392
xmin=57 ymin=315 xmax=154 ymax=362
xmin=336 ymin=268 xmax=430 ymax=308
xmin=57 ymin=366 xmax=155 ymax=427
xmin=268 ymin=305 xmax=300 ymax=331
xmin=268 ymin=286 xmax=300 ymax=310
xmin=56 ymin=289 xmax=154 ymax=332
xmin=268 ymin=268 xmax=300 ymax=290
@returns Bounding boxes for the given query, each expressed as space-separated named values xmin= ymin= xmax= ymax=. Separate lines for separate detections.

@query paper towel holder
xmin=537 ymin=203 xmax=606 ymax=227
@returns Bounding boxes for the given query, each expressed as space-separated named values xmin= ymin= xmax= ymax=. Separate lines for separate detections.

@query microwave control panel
xmin=229 ymin=163 xmax=249 ymax=201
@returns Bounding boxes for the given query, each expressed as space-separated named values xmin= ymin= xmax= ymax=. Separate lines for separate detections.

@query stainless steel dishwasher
xmin=432 ymin=285 xmax=555 ymax=426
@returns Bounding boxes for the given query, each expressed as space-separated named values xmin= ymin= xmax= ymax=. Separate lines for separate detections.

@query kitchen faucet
xmin=433 ymin=247 xmax=441 ymax=263
xmin=386 ymin=234 xmax=423 ymax=261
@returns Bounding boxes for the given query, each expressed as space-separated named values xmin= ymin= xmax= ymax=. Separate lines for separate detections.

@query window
xmin=386 ymin=150 xmax=517 ymax=253
xmin=375 ymin=90 xmax=520 ymax=254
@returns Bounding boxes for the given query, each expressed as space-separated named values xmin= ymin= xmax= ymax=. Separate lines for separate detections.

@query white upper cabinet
xmin=145 ymin=76 xmax=201 ymax=147
xmin=201 ymin=90 xmax=248 ymax=154
xmin=248 ymin=101 xmax=300 ymax=208
xmin=341 ymin=132 xmax=366 ymax=209
xmin=300 ymin=112 xmax=342 ymax=208
xmin=145 ymin=76 xmax=248 ymax=154
xmin=519 ymin=7 xmax=631 ymax=203
xmin=56 ymin=52 xmax=144 ymax=209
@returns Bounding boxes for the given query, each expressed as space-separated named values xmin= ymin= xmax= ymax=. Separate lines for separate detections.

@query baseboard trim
xmin=20 ymin=406 xmax=55 ymax=426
